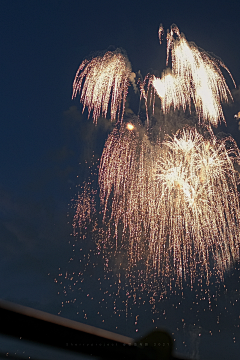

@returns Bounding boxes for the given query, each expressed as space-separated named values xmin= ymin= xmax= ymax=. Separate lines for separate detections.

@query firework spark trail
xmin=72 ymin=50 xmax=132 ymax=124
xmin=151 ymin=25 xmax=235 ymax=127
xmin=99 ymin=125 xmax=240 ymax=287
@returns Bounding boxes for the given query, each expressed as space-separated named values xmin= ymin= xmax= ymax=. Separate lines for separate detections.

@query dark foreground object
xmin=0 ymin=299 xmax=189 ymax=360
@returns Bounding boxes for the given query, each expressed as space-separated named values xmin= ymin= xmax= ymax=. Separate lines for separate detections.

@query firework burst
xmin=72 ymin=50 xmax=132 ymax=124
xmin=151 ymin=25 xmax=236 ymax=127
xmin=71 ymin=24 xmax=239 ymax=292
xmin=98 ymin=125 xmax=240 ymax=287
xmin=154 ymin=128 xmax=240 ymax=285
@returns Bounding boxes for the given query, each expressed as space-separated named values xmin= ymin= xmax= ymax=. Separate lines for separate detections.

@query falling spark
xmin=151 ymin=25 xmax=235 ymax=127
xmin=72 ymin=50 xmax=132 ymax=124
xmin=73 ymin=182 xmax=96 ymax=238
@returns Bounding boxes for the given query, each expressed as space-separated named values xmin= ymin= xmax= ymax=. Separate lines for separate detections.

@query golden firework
xmin=151 ymin=25 xmax=235 ymax=127
xmin=72 ymin=25 xmax=240 ymax=291
xmin=154 ymin=128 xmax=240 ymax=285
xmin=72 ymin=50 xmax=132 ymax=124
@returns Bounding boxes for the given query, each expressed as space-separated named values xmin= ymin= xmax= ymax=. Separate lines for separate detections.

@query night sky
xmin=1 ymin=1 xmax=240 ymax=359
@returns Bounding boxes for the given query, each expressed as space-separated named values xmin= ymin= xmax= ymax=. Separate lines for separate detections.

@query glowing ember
xmin=126 ymin=122 xmax=135 ymax=131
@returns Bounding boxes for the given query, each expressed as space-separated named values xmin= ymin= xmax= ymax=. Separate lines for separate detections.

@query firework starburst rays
xmin=72 ymin=50 xmax=132 ymax=124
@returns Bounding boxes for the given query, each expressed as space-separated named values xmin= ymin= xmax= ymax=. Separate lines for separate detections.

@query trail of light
xmin=72 ymin=50 xmax=132 ymax=124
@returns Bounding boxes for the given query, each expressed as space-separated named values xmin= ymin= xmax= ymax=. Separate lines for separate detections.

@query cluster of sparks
xmin=72 ymin=24 xmax=240 ymax=289
xmin=72 ymin=49 xmax=131 ymax=124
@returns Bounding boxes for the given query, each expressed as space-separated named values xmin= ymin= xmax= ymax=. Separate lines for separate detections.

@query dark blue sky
xmin=0 ymin=1 xmax=240 ymax=359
